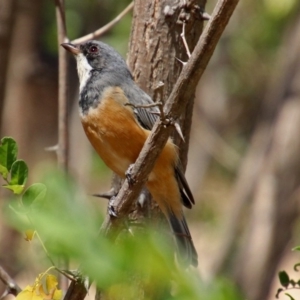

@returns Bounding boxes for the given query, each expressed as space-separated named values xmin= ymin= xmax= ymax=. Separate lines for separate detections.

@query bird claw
xmin=108 ymin=196 xmax=118 ymax=217
xmin=125 ymin=164 xmax=135 ymax=186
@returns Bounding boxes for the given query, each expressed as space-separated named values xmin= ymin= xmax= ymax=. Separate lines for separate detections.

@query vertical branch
xmin=54 ymin=0 xmax=69 ymax=292
xmin=55 ymin=0 xmax=69 ymax=170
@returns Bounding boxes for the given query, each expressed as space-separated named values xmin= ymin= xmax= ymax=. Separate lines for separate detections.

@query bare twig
xmin=124 ymin=102 xmax=163 ymax=110
xmin=100 ymin=0 xmax=240 ymax=237
xmin=93 ymin=188 xmax=117 ymax=200
xmin=0 ymin=266 xmax=21 ymax=297
xmin=54 ymin=0 xmax=69 ymax=292
xmin=181 ymin=22 xmax=191 ymax=58
xmin=55 ymin=0 xmax=69 ymax=171
xmin=71 ymin=2 xmax=134 ymax=44
xmin=44 ymin=144 xmax=59 ymax=152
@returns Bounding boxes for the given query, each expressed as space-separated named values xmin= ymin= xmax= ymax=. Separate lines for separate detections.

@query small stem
xmin=124 ymin=102 xmax=163 ymax=109
xmin=72 ymin=2 xmax=134 ymax=44
xmin=180 ymin=22 xmax=191 ymax=58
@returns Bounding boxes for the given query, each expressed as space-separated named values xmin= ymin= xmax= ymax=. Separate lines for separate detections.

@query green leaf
xmin=290 ymin=279 xmax=296 ymax=286
xmin=285 ymin=293 xmax=296 ymax=300
xmin=294 ymin=263 xmax=300 ymax=272
xmin=10 ymin=160 xmax=28 ymax=186
xmin=276 ymin=288 xmax=283 ymax=298
xmin=2 ymin=160 xmax=29 ymax=194
xmin=292 ymin=246 xmax=300 ymax=252
xmin=3 ymin=184 xmax=25 ymax=195
xmin=279 ymin=271 xmax=290 ymax=288
xmin=0 ymin=137 xmax=18 ymax=179
xmin=0 ymin=165 xmax=8 ymax=180
xmin=22 ymin=183 xmax=47 ymax=208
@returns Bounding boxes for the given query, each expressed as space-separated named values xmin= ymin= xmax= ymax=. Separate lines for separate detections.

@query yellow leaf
xmin=32 ymin=289 xmax=44 ymax=300
xmin=25 ymin=229 xmax=35 ymax=241
xmin=16 ymin=286 xmax=43 ymax=300
xmin=46 ymin=275 xmax=58 ymax=292
xmin=16 ymin=290 xmax=33 ymax=300
xmin=38 ymin=284 xmax=47 ymax=298
xmin=16 ymin=273 xmax=62 ymax=300
xmin=53 ymin=289 xmax=63 ymax=300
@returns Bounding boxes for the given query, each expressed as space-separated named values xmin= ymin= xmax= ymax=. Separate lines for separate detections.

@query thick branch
xmin=100 ymin=0 xmax=240 ymax=236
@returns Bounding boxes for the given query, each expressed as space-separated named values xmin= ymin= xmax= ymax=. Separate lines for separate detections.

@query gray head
xmin=62 ymin=40 xmax=131 ymax=91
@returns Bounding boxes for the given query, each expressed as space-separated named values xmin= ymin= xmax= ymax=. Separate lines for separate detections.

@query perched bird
xmin=62 ymin=40 xmax=198 ymax=267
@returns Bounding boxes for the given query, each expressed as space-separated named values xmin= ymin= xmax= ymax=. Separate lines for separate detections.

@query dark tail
xmin=168 ymin=212 xmax=198 ymax=267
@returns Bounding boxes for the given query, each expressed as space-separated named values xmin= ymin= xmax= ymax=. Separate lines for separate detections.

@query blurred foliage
xmin=4 ymin=169 xmax=242 ymax=299
xmin=1 ymin=136 xmax=241 ymax=299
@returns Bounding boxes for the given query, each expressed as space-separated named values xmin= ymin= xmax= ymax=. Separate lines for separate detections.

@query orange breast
xmin=80 ymin=87 xmax=148 ymax=177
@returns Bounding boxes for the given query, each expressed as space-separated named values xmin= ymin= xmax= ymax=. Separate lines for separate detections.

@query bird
xmin=61 ymin=40 xmax=198 ymax=267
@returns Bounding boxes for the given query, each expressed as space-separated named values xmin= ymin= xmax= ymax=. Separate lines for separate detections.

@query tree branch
xmin=0 ymin=266 xmax=21 ymax=297
xmin=54 ymin=0 xmax=69 ymax=293
xmin=55 ymin=0 xmax=69 ymax=171
xmin=71 ymin=2 xmax=134 ymax=44
xmin=100 ymin=0 xmax=240 ymax=237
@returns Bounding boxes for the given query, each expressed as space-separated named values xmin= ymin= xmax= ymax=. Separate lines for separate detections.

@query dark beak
xmin=61 ymin=43 xmax=81 ymax=55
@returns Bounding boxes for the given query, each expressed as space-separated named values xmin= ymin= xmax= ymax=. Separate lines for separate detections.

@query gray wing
xmin=123 ymin=80 xmax=195 ymax=209
xmin=122 ymin=81 xmax=159 ymax=130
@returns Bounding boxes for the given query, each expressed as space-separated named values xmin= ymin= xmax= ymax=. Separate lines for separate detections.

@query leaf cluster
xmin=0 ymin=137 xmax=47 ymax=215
xmin=276 ymin=248 xmax=300 ymax=300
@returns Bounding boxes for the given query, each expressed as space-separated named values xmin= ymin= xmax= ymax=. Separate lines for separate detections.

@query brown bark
xmin=127 ymin=0 xmax=205 ymax=167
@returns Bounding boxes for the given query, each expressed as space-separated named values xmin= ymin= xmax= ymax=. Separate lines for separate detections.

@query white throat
xmin=76 ymin=53 xmax=93 ymax=93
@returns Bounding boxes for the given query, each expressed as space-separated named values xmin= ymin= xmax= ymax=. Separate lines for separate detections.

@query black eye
xmin=89 ymin=45 xmax=98 ymax=53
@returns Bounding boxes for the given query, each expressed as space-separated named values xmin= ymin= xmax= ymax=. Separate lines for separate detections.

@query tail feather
xmin=168 ymin=212 xmax=198 ymax=267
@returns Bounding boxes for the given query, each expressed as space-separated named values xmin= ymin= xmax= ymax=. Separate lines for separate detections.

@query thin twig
xmin=55 ymin=0 xmax=69 ymax=170
xmin=0 ymin=266 xmax=21 ymax=297
xmin=124 ymin=102 xmax=163 ymax=110
xmin=100 ymin=0 xmax=240 ymax=237
xmin=72 ymin=2 xmax=134 ymax=44
xmin=54 ymin=0 xmax=69 ymax=292
xmin=180 ymin=22 xmax=191 ymax=58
